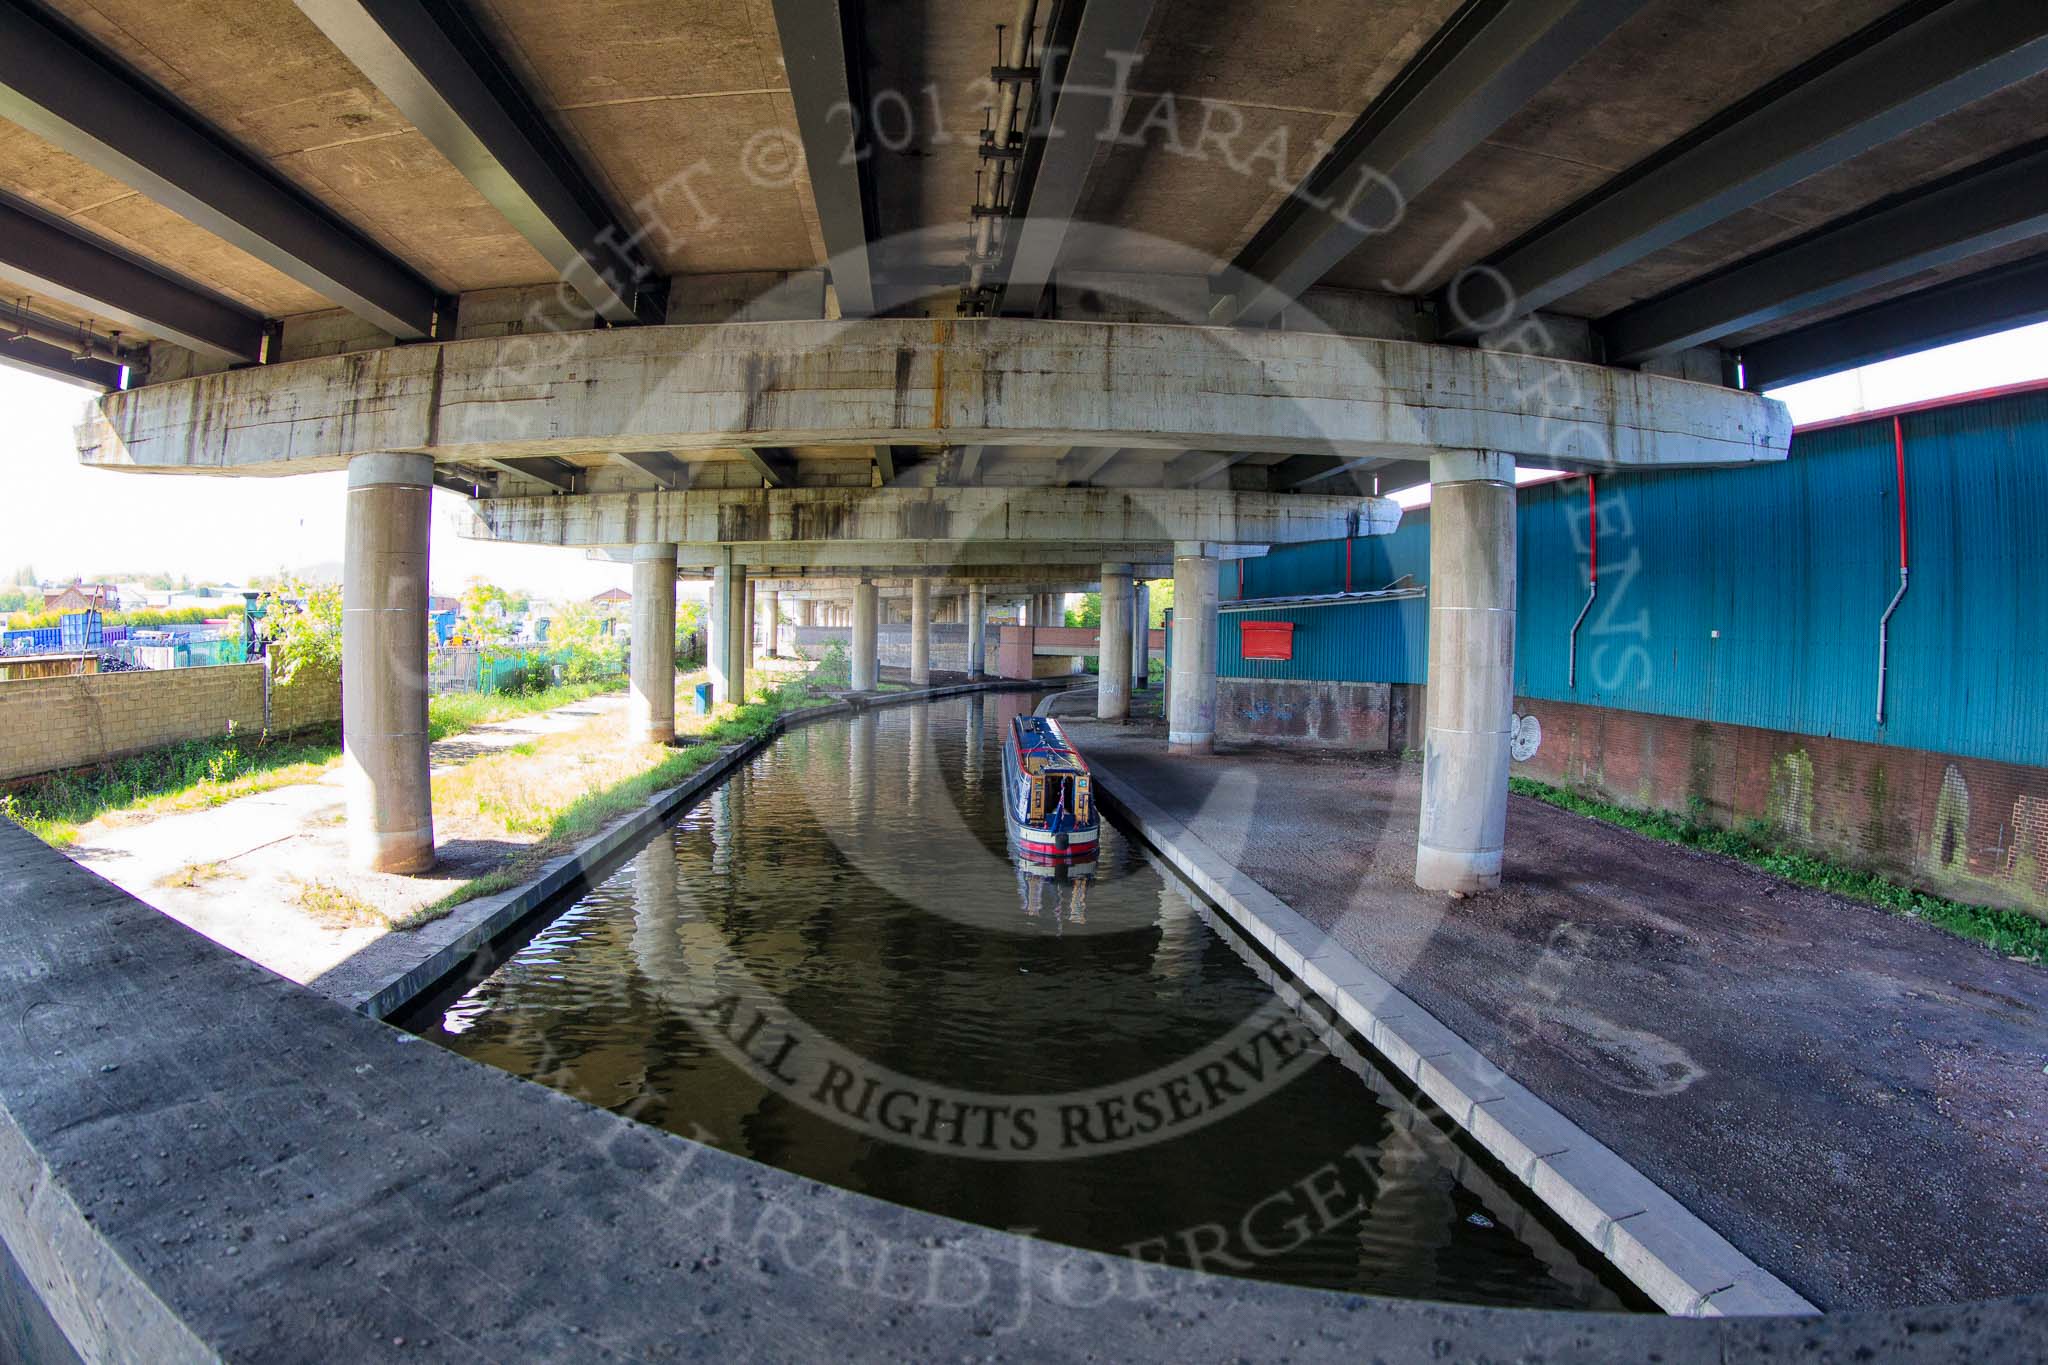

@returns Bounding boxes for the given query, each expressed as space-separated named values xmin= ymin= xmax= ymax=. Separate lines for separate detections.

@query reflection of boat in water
xmin=1001 ymin=714 xmax=1099 ymax=862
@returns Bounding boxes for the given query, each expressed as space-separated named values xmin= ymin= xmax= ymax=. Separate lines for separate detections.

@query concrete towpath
xmin=64 ymin=691 xmax=629 ymax=983
xmin=1063 ymin=718 xmax=2048 ymax=1311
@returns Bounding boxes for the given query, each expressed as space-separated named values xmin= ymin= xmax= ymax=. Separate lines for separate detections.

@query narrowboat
xmin=1001 ymin=714 xmax=1100 ymax=861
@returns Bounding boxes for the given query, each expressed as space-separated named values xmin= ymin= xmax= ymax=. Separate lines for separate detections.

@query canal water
xmin=417 ymin=695 xmax=1635 ymax=1310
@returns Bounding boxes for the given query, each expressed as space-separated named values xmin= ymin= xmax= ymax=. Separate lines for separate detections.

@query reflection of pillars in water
xmin=1349 ymin=1114 xmax=1460 ymax=1297
xmin=964 ymin=693 xmax=985 ymax=790
xmin=907 ymin=702 xmax=930 ymax=820
xmin=847 ymin=710 xmax=876 ymax=838
xmin=1150 ymin=882 xmax=1205 ymax=981
xmin=707 ymin=785 xmax=734 ymax=881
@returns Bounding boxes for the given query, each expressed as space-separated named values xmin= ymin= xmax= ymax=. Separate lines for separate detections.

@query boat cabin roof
xmin=1011 ymin=715 xmax=1089 ymax=777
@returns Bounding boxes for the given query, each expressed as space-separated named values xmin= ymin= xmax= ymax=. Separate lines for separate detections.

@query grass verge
xmin=419 ymin=670 xmax=849 ymax=922
xmin=1510 ymin=775 xmax=2048 ymax=963
xmin=0 ymin=680 xmax=630 ymax=845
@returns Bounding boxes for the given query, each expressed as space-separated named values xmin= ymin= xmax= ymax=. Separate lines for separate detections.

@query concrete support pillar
xmin=711 ymin=551 xmax=747 ymax=705
xmin=1099 ymin=564 xmax=1133 ymax=720
xmin=966 ymin=583 xmax=986 ymax=679
xmin=1167 ymin=546 xmax=1219 ymax=755
xmin=852 ymin=582 xmax=879 ymax=691
xmin=628 ymin=545 xmax=677 ymax=744
xmin=796 ymin=598 xmax=814 ymax=628
xmin=1416 ymin=451 xmax=1517 ymax=894
xmin=1131 ymin=580 xmax=1151 ymax=690
xmin=909 ymin=577 xmax=932 ymax=685
xmin=763 ymin=589 xmax=781 ymax=656
xmin=342 ymin=453 xmax=434 ymax=874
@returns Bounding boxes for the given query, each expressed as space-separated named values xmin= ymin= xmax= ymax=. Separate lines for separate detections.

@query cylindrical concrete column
xmin=851 ymin=582 xmax=879 ymax=691
xmin=1131 ymin=580 xmax=1151 ymax=690
xmin=909 ymin=578 xmax=932 ymax=685
xmin=796 ymin=598 xmax=815 ymax=628
xmin=1167 ymin=546 xmax=1219 ymax=755
xmin=1098 ymin=564 xmax=1133 ymax=720
xmin=711 ymin=551 xmax=747 ymax=705
xmin=763 ymin=589 xmax=781 ymax=656
xmin=628 ymin=545 xmax=677 ymax=744
xmin=343 ymin=453 xmax=434 ymax=873
xmin=1417 ymin=450 xmax=1517 ymax=894
xmin=737 ymin=577 xmax=753 ymax=701
xmin=966 ymin=583 xmax=986 ymax=679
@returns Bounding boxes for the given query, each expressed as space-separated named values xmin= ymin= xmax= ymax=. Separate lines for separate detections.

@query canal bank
xmin=318 ymin=676 xmax=1054 ymax=1020
xmin=1060 ymin=720 xmax=2048 ymax=1311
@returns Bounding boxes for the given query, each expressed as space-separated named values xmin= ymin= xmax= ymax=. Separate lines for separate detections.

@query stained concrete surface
xmin=8 ymin=815 xmax=2048 ymax=1362
xmin=64 ymin=693 xmax=632 ymax=983
xmin=1065 ymin=721 xmax=2048 ymax=1311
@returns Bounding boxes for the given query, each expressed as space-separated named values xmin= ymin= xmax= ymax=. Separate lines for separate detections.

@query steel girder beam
xmin=1740 ymin=250 xmax=2048 ymax=391
xmin=0 ymin=0 xmax=438 ymax=338
xmin=992 ymin=0 xmax=1162 ymax=318
xmin=1213 ymin=0 xmax=1646 ymax=329
xmin=613 ymin=450 xmax=692 ymax=490
xmin=1445 ymin=0 xmax=2048 ymax=338
xmin=0 ymin=191 xmax=265 ymax=361
xmin=0 ymin=333 xmax=125 ymax=389
xmin=1602 ymin=143 xmax=2048 ymax=365
xmin=769 ymin=0 xmax=877 ymax=318
xmin=294 ymin=0 xmax=663 ymax=326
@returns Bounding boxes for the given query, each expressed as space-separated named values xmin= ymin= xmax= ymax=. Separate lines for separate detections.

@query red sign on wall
xmin=1240 ymin=620 xmax=1294 ymax=661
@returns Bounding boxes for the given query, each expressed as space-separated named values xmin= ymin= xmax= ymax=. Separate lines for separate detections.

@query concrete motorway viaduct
xmin=81 ymin=316 xmax=1787 ymax=889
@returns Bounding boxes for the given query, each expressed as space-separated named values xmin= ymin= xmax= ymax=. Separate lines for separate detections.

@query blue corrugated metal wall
xmin=1217 ymin=388 xmax=2048 ymax=768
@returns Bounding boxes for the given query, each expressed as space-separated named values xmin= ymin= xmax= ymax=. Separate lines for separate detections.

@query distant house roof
xmin=428 ymin=595 xmax=461 ymax=614
xmin=591 ymin=587 xmax=632 ymax=604
xmin=43 ymin=582 xmax=114 ymax=613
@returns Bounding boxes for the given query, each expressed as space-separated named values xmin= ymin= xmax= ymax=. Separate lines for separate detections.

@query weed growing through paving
xmin=1510 ymin=776 xmax=2048 ymax=963
xmin=0 ymin=681 xmax=628 ymax=845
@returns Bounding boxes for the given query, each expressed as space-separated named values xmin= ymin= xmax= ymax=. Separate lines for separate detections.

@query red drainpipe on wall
xmin=1567 ymin=476 xmax=1598 ymax=689
xmin=1876 ymin=416 xmax=1911 ymax=725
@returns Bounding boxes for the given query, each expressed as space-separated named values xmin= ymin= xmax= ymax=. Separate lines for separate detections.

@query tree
xmin=1145 ymin=578 xmax=1173 ymax=627
xmin=457 ymin=579 xmax=518 ymax=645
xmin=1066 ymin=592 xmax=1102 ymax=628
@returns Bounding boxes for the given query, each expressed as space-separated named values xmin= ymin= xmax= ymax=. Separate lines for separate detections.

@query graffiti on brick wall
xmin=1509 ymin=712 xmax=1541 ymax=762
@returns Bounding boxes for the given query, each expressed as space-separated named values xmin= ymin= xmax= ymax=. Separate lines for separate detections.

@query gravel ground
xmin=1067 ymin=720 xmax=2048 ymax=1311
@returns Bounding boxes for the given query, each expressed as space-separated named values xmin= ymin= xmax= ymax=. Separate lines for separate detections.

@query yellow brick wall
xmin=0 ymin=665 xmax=269 ymax=782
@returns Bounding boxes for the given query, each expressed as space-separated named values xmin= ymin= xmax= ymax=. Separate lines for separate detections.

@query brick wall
xmin=1509 ymin=696 xmax=2048 ymax=919
xmin=1194 ymin=675 xmax=2048 ymax=919
xmin=1217 ymin=679 xmax=1410 ymax=752
xmin=0 ymin=663 xmax=342 ymax=783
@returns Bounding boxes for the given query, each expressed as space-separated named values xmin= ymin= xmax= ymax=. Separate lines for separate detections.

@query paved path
xmin=1065 ymin=719 xmax=2048 ymax=1310
xmin=66 ymin=693 xmax=627 ymax=983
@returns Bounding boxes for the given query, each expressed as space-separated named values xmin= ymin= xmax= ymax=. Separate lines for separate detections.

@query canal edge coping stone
xmin=1079 ymin=754 xmax=1820 ymax=1320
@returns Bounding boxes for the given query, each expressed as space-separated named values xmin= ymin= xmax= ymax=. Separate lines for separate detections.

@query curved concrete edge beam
xmin=78 ymin=319 xmax=1791 ymax=477
xmin=0 ymin=797 xmax=2039 ymax=1357
xmin=458 ymin=487 xmax=1395 ymax=550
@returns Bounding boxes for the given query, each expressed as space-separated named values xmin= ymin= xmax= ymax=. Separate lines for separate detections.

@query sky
xmin=7 ymin=318 xmax=2047 ymax=582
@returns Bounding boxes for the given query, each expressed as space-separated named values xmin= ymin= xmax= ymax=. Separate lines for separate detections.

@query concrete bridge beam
xmin=1099 ymin=565 xmax=1133 ymax=721
xmin=1416 ymin=451 xmax=1518 ymax=894
xmin=1167 ymin=547 xmax=1221 ymax=755
xmin=628 ymin=545 xmax=677 ymax=744
xmin=341 ymin=453 xmax=435 ymax=874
